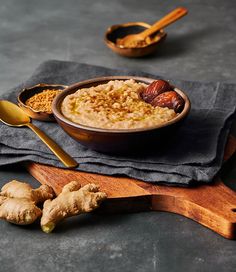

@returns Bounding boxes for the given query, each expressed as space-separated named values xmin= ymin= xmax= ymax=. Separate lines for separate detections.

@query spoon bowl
xmin=0 ymin=100 xmax=77 ymax=168
xmin=0 ymin=100 xmax=30 ymax=126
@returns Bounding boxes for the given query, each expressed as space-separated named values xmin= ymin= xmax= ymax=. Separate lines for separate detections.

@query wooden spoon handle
xmin=140 ymin=7 xmax=188 ymax=39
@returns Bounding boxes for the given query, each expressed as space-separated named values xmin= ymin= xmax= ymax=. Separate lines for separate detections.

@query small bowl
xmin=52 ymin=76 xmax=191 ymax=154
xmin=18 ymin=83 xmax=67 ymax=121
xmin=105 ymin=22 xmax=167 ymax=57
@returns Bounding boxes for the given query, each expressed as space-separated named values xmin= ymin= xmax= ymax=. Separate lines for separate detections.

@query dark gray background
xmin=0 ymin=0 xmax=236 ymax=271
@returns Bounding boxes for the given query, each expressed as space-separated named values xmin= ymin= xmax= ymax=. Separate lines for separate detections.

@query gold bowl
xmin=18 ymin=83 xmax=67 ymax=121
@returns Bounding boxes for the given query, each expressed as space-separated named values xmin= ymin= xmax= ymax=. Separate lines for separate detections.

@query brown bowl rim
xmin=52 ymin=76 xmax=191 ymax=134
xmin=104 ymin=21 xmax=167 ymax=49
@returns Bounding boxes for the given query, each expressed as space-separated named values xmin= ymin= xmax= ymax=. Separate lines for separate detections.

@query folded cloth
xmin=0 ymin=60 xmax=236 ymax=186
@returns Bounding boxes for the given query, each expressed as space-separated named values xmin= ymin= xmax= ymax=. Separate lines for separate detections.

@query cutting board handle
xmin=150 ymin=178 xmax=236 ymax=239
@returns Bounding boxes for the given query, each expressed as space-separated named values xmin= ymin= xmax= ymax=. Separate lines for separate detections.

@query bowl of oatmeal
xmin=52 ymin=76 xmax=190 ymax=153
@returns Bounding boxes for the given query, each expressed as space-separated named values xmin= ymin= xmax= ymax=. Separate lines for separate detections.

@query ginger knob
xmin=0 ymin=197 xmax=42 ymax=225
xmin=0 ymin=180 xmax=54 ymax=225
xmin=0 ymin=180 xmax=54 ymax=204
xmin=41 ymin=182 xmax=107 ymax=233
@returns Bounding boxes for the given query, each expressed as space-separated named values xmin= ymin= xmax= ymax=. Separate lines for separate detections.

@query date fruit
xmin=151 ymin=91 xmax=185 ymax=113
xmin=141 ymin=79 xmax=171 ymax=103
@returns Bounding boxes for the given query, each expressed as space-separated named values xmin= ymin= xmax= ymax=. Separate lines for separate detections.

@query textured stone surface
xmin=0 ymin=0 xmax=236 ymax=271
xmin=1 ymin=0 xmax=236 ymax=92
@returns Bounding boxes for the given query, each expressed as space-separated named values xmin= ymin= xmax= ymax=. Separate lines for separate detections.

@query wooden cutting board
xmin=26 ymin=135 xmax=236 ymax=239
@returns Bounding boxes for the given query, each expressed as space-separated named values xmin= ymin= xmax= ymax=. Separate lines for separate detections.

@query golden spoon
xmin=117 ymin=7 xmax=188 ymax=48
xmin=0 ymin=100 xmax=78 ymax=168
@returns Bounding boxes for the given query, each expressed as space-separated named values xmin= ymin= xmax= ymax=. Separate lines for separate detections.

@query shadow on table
xmin=54 ymin=213 xmax=132 ymax=234
xmin=144 ymin=25 xmax=219 ymax=59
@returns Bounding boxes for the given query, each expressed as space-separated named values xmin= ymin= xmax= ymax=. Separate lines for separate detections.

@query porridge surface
xmin=61 ymin=79 xmax=177 ymax=129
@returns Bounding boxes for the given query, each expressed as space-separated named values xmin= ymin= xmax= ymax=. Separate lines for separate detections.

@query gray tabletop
xmin=0 ymin=0 xmax=236 ymax=271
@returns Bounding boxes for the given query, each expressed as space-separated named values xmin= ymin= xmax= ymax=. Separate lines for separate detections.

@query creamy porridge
xmin=61 ymin=79 xmax=177 ymax=129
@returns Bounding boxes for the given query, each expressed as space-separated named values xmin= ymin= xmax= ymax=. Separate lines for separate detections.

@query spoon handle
xmin=26 ymin=123 xmax=78 ymax=168
xmin=140 ymin=7 xmax=188 ymax=39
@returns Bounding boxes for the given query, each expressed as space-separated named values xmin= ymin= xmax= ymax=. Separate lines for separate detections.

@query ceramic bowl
xmin=104 ymin=22 xmax=167 ymax=57
xmin=52 ymin=76 xmax=190 ymax=154
xmin=18 ymin=83 xmax=67 ymax=121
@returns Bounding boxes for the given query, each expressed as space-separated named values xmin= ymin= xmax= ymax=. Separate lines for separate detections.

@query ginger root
xmin=0 ymin=180 xmax=107 ymax=231
xmin=0 ymin=180 xmax=54 ymax=225
xmin=0 ymin=197 xmax=42 ymax=225
xmin=0 ymin=180 xmax=54 ymax=204
xmin=41 ymin=181 xmax=107 ymax=233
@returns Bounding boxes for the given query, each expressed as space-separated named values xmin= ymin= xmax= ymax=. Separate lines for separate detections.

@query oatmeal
xmin=61 ymin=79 xmax=177 ymax=129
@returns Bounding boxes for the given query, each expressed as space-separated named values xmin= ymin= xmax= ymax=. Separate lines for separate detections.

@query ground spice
xmin=25 ymin=89 xmax=61 ymax=113
xmin=116 ymin=35 xmax=160 ymax=48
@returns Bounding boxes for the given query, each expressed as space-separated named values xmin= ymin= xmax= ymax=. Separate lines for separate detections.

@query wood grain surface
xmin=26 ymin=135 xmax=236 ymax=239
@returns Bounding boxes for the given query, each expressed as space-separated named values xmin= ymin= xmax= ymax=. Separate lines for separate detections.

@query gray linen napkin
xmin=0 ymin=60 xmax=236 ymax=185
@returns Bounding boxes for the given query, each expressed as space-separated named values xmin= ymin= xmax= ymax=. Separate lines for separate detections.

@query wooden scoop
xmin=117 ymin=7 xmax=188 ymax=48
